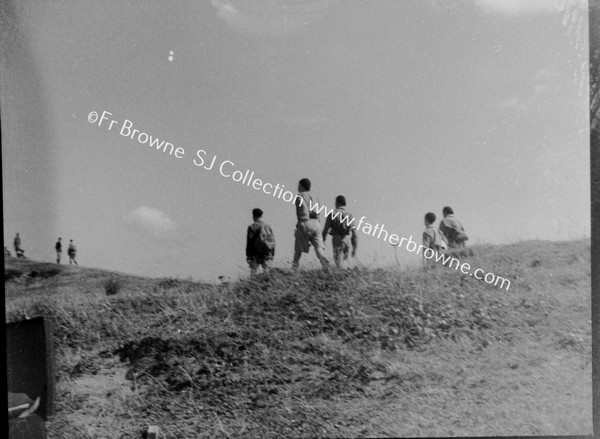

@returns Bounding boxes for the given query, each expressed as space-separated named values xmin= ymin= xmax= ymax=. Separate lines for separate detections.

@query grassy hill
xmin=4 ymin=239 xmax=592 ymax=438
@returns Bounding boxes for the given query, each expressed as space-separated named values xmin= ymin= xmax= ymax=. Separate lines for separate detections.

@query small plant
xmin=158 ymin=277 xmax=181 ymax=289
xmin=104 ymin=277 xmax=121 ymax=296
xmin=27 ymin=267 xmax=61 ymax=280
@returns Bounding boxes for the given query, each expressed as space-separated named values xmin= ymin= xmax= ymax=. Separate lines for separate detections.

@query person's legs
xmin=307 ymin=220 xmax=329 ymax=268
xmin=331 ymin=235 xmax=346 ymax=268
xmin=423 ymin=249 xmax=437 ymax=268
xmin=293 ymin=234 xmax=303 ymax=270
xmin=293 ymin=224 xmax=310 ymax=270
xmin=261 ymin=257 xmax=272 ymax=272
xmin=248 ymin=257 xmax=258 ymax=275
xmin=341 ymin=239 xmax=350 ymax=266
xmin=333 ymin=244 xmax=342 ymax=267
xmin=292 ymin=251 xmax=302 ymax=270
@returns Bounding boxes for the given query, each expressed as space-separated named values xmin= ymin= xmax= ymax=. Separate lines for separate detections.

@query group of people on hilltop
xmin=4 ymin=233 xmax=78 ymax=265
xmin=246 ymin=178 xmax=358 ymax=275
xmin=55 ymin=237 xmax=78 ymax=265
xmin=245 ymin=177 xmax=469 ymax=275
xmin=422 ymin=206 xmax=469 ymax=264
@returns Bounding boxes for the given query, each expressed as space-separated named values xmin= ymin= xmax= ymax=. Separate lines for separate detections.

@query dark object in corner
xmin=7 ymin=316 xmax=55 ymax=439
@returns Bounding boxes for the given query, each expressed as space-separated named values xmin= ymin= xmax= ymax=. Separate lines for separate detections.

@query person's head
xmin=70 ymin=239 xmax=73 ymax=243
xmin=58 ymin=237 xmax=61 ymax=241
xmin=252 ymin=208 xmax=263 ymax=220
xmin=298 ymin=178 xmax=311 ymax=192
xmin=442 ymin=206 xmax=454 ymax=217
xmin=335 ymin=195 xmax=346 ymax=207
xmin=424 ymin=212 xmax=436 ymax=226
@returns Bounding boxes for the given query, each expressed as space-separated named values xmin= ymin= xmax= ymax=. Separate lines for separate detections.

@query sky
xmin=1 ymin=0 xmax=591 ymax=282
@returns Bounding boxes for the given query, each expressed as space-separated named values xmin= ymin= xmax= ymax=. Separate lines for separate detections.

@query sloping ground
xmin=4 ymin=239 xmax=592 ymax=438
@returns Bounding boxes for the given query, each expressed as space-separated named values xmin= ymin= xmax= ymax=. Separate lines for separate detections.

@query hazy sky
xmin=2 ymin=0 xmax=590 ymax=281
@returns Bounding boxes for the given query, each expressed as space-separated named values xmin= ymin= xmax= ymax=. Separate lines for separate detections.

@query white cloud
xmin=123 ymin=207 xmax=177 ymax=233
xmin=474 ymin=0 xmax=563 ymax=15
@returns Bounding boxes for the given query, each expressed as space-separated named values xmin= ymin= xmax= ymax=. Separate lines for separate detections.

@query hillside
xmin=4 ymin=239 xmax=592 ymax=438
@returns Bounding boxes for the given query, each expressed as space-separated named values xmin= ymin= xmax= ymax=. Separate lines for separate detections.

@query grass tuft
xmin=104 ymin=277 xmax=121 ymax=296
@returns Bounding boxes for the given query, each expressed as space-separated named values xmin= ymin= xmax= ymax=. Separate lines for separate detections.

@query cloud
xmin=210 ymin=0 xmax=338 ymax=36
xmin=123 ymin=207 xmax=177 ymax=234
xmin=473 ymin=0 xmax=563 ymax=15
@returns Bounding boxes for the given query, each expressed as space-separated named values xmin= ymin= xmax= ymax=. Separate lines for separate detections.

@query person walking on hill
xmin=322 ymin=195 xmax=357 ymax=268
xmin=55 ymin=237 xmax=62 ymax=264
xmin=13 ymin=233 xmax=25 ymax=258
xmin=292 ymin=178 xmax=329 ymax=270
xmin=422 ymin=212 xmax=447 ymax=266
xmin=67 ymin=239 xmax=78 ymax=265
xmin=246 ymin=208 xmax=275 ymax=275
xmin=438 ymin=206 xmax=468 ymax=250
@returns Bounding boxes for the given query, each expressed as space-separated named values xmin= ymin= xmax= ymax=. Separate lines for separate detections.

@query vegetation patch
xmin=4 ymin=239 xmax=592 ymax=438
xmin=104 ymin=277 xmax=122 ymax=295
xmin=4 ymin=267 xmax=23 ymax=281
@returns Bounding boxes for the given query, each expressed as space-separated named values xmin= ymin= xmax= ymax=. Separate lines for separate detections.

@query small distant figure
xmin=13 ymin=233 xmax=25 ymax=258
xmin=439 ymin=206 xmax=468 ymax=249
xmin=292 ymin=178 xmax=329 ymax=270
xmin=55 ymin=237 xmax=62 ymax=264
xmin=4 ymin=246 xmax=11 ymax=257
xmin=14 ymin=233 xmax=21 ymax=253
xmin=67 ymin=239 xmax=78 ymax=265
xmin=322 ymin=195 xmax=358 ymax=268
xmin=246 ymin=208 xmax=275 ymax=275
xmin=422 ymin=212 xmax=447 ymax=266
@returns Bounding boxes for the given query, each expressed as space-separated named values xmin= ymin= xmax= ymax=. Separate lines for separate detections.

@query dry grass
xmin=4 ymin=239 xmax=592 ymax=438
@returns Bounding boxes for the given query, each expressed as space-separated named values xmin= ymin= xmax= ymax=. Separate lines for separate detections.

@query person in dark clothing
xmin=322 ymin=195 xmax=358 ymax=268
xmin=246 ymin=208 xmax=275 ymax=275
xmin=68 ymin=239 xmax=78 ymax=265
xmin=14 ymin=233 xmax=24 ymax=257
xmin=439 ymin=206 xmax=468 ymax=249
xmin=55 ymin=238 xmax=62 ymax=264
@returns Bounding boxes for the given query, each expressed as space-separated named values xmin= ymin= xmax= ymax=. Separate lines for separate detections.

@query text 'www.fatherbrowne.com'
xmin=88 ymin=110 xmax=509 ymax=290
xmin=305 ymin=199 xmax=511 ymax=291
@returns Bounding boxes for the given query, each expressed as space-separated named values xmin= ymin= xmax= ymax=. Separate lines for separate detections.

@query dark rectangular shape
xmin=6 ymin=316 xmax=55 ymax=420
xmin=9 ymin=415 xmax=46 ymax=439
